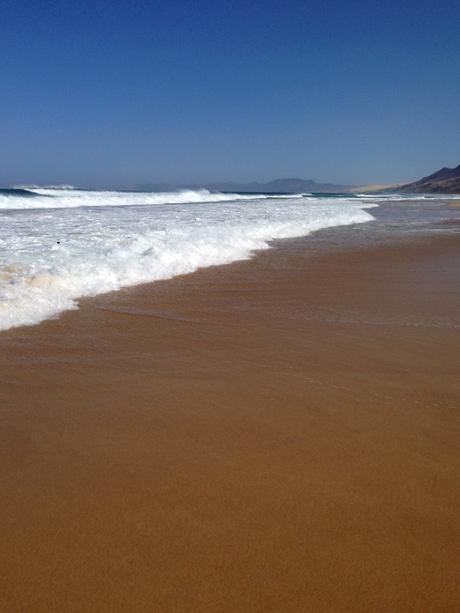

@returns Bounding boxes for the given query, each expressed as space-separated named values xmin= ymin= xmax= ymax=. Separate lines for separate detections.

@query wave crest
xmin=0 ymin=187 xmax=303 ymax=210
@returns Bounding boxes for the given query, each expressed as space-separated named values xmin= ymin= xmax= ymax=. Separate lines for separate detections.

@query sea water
xmin=0 ymin=187 xmax=379 ymax=331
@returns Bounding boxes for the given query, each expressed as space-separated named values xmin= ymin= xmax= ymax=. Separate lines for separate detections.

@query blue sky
xmin=1 ymin=0 xmax=459 ymax=187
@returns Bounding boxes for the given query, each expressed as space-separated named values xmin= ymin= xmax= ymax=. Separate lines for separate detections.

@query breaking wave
xmin=0 ymin=191 xmax=377 ymax=331
xmin=0 ymin=187 xmax=303 ymax=210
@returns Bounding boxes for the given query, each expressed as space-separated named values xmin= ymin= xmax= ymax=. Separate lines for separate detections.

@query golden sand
xmin=0 ymin=234 xmax=459 ymax=612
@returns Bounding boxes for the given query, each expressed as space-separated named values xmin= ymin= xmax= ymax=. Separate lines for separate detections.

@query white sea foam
xmin=355 ymin=193 xmax=460 ymax=200
xmin=0 ymin=192 xmax=376 ymax=331
xmin=13 ymin=184 xmax=77 ymax=190
xmin=0 ymin=187 xmax=302 ymax=210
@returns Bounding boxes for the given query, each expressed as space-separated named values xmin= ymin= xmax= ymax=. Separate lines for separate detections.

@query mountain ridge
xmin=138 ymin=177 xmax=355 ymax=194
xmin=396 ymin=164 xmax=460 ymax=193
xmin=138 ymin=165 xmax=460 ymax=195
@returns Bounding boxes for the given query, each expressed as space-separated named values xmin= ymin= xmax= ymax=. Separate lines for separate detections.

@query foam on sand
xmin=0 ymin=192 xmax=376 ymax=330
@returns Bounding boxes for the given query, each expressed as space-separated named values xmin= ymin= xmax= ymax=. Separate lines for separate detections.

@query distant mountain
xmin=138 ymin=167 xmax=460 ymax=196
xmin=397 ymin=164 xmax=460 ymax=194
xmin=205 ymin=178 xmax=354 ymax=193
xmin=138 ymin=178 xmax=354 ymax=194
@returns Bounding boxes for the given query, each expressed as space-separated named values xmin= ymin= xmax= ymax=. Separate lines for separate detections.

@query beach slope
xmin=0 ymin=230 xmax=459 ymax=612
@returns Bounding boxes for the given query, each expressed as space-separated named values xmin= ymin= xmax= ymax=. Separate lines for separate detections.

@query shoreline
xmin=1 ymin=214 xmax=459 ymax=611
xmin=1 ymin=195 xmax=458 ymax=336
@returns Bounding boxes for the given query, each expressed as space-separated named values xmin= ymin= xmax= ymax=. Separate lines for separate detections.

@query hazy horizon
xmin=0 ymin=175 xmax=413 ymax=191
xmin=1 ymin=0 xmax=459 ymax=188
xmin=2 ymin=167 xmax=456 ymax=192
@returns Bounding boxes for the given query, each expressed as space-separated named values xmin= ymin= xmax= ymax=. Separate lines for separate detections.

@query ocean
xmin=1 ymin=185 xmax=442 ymax=331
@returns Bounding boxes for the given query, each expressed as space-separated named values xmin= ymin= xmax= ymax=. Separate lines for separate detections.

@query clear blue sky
xmin=1 ymin=0 xmax=459 ymax=187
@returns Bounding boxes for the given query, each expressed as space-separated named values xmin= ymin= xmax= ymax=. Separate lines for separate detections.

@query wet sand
xmin=0 ymin=229 xmax=459 ymax=612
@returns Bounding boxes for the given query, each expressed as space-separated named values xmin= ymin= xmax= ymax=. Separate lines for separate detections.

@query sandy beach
xmin=1 ymin=217 xmax=459 ymax=612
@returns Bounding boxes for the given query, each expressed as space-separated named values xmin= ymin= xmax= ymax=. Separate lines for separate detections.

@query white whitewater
xmin=0 ymin=187 xmax=302 ymax=210
xmin=0 ymin=189 xmax=377 ymax=330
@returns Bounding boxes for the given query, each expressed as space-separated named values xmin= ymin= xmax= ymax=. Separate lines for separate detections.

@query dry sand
xmin=0 ymin=231 xmax=459 ymax=612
